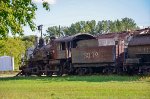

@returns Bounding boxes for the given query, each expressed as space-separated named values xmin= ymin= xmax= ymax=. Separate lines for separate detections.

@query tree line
xmin=46 ymin=17 xmax=139 ymax=37
xmin=0 ymin=35 xmax=35 ymax=70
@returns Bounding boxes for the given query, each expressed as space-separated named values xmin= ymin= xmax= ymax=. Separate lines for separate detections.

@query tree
xmin=86 ymin=20 xmax=96 ymax=34
xmin=22 ymin=35 xmax=35 ymax=43
xmin=121 ymin=17 xmax=137 ymax=31
xmin=0 ymin=37 xmax=26 ymax=70
xmin=79 ymin=21 xmax=86 ymax=33
xmin=115 ymin=19 xmax=122 ymax=32
xmin=61 ymin=26 xmax=70 ymax=36
xmin=109 ymin=21 xmax=117 ymax=33
xmin=22 ymin=35 xmax=36 ymax=49
xmin=68 ymin=24 xmax=77 ymax=35
xmin=0 ymin=0 xmax=50 ymax=38
xmin=46 ymin=26 xmax=63 ymax=37
xmin=96 ymin=21 xmax=103 ymax=34
xmin=46 ymin=18 xmax=139 ymax=36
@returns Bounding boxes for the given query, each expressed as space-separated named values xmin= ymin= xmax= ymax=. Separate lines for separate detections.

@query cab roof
xmin=54 ymin=33 xmax=95 ymax=42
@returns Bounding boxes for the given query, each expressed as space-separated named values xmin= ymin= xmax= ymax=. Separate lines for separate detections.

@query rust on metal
xmin=77 ymin=39 xmax=98 ymax=48
xmin=96 ymin=32 xmax=129 ymax=63
xmin=129 ymin=34 xmax=150 ymax=46
xmin=72 ymin=46 xmax=115 ymax=63
xmin=128 ymin=45 xmax=150 ymax=58
xmin=96 ymin=32 xmax=129 ymax=40
xmin=54 ymin=33 xmax=95 ymax=42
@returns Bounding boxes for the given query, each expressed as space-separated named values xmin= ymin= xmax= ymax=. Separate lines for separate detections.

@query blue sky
xmin=24 ymin=0 xmax=150 ymax=36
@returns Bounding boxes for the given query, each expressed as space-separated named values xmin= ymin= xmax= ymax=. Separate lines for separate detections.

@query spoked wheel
xmin=46 ymin=71 xmax=53 ymax=77
xmin=37 ymin=71 xmax=43 ymax=77
xmin=77 ymin=68 xmax=87 ymax=76
xmin=141 ymin=68 xmax=150 ymax=75
xmin=23 ymin=68 xmax=32 ymax=77
xmin=117 ymin=67 xmax=124 ymax=75
xmin=88 ymin=68 xmax=93 ymax=75
xmin=102 ymin=67 xmax=115 ymax=75
xmin=57 ymin=65 xmax=63 ymax=76
xmin=45 ymin=64 xmax=53 ymax=77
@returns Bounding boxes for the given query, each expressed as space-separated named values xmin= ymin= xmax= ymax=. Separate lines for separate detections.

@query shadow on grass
xmin=0 ymin=75 xmax=143 ymax=82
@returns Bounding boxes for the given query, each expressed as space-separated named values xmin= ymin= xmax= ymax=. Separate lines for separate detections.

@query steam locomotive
xmin=18 ymin=28 xmax=150 ymax=76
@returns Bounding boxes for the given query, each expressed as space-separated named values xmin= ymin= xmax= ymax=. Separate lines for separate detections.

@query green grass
xmin=0 ymin=75 xmax=150 ymax=99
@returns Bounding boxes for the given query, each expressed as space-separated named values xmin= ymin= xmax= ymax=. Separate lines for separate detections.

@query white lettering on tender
xmin=83 ymin=51 xmax=99 ymax=59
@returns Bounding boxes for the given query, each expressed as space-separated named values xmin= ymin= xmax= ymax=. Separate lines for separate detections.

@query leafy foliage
xmin=0 ymin=35 xmax=35 ymax=70
xmin=21 ymin=35 xmax=36 ymax=48
xmin=0 ymin=0 xmax=50 ymax=38
xmin=46 ymin=18 xmax=139 ymax=37
xmin=0 ymin=38 xmax=25 ymax=69
xmin=46 ymin=26 xmax=62 ymax=37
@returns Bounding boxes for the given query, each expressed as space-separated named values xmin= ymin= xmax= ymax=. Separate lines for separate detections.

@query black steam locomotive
xmin=18 ymin=28 xmax=150 ymax=76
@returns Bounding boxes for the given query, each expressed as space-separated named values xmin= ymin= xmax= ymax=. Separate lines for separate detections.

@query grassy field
xmin=0 ymin=75 xmax=150 ymax=99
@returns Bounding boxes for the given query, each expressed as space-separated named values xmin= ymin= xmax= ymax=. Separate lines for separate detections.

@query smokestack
xmin=38 ymin=38 xmax=44 ymax=48
xmin=45 ymin=38 xmax=49 ymax=44
xmin=34 ymin=36 xmax=39 ymax=47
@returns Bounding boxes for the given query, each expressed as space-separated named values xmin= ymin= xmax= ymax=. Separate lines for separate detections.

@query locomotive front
xmin=18 ymin=37 xmax=55 ymax=76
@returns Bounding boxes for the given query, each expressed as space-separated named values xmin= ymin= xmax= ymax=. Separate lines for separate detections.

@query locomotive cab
xmin=51 ymin=33 xmax=95 ymax=74
xmin=54 ymin=33 xmax=95 ymax=59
